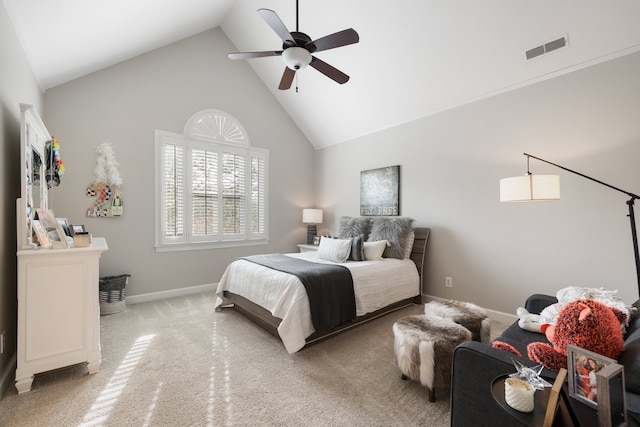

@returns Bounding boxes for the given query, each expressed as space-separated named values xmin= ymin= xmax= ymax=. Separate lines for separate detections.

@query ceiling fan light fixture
xmin=282 ymin=47 xmax=311 ymax=70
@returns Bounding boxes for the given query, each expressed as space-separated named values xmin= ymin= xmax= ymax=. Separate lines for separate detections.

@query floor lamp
xmin=500 ymin=153 xmax=640 ymax=298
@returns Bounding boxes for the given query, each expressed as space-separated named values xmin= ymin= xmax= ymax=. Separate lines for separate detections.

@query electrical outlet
xmin=445 ymin=276 xmax=453 ymax=288
xmin=0 ymin=331 xmax=5 ymax=354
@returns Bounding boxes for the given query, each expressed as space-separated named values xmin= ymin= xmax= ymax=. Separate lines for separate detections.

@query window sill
xmin=155 ymin=239 xmax=268 ymax=253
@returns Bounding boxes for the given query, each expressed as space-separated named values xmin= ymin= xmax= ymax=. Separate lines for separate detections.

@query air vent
xmin=526 ymin=35 xmax=568 ymax=60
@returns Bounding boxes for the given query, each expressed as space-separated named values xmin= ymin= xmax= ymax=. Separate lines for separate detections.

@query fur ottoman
xmin=424 ymin=299 xmax=491 ymax=343
xmin=393 ymin=314 xmax=472 ymax=402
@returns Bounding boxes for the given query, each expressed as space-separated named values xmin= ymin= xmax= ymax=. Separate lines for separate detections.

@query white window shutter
xmin=158 ymin=132 xmax=186 ymax=245
xmin=155 ymin=111 xmax=268 ymax=251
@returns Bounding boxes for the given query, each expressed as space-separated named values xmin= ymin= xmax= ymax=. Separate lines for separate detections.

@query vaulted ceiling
xmin=5 ymin=0 xmax=640 ymax=148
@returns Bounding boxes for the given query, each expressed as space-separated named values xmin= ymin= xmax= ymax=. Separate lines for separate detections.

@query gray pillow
xmin=338 ymin=216 xmax=372 ymax=240
xmin=348 ymin=234 xmax=365 ymax=261
xmin=368 ymin=217 xmax=414 ymax=259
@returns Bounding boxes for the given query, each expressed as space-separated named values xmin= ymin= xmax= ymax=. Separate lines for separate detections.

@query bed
xmin=215 ymin=217 xmax=430 ymax=354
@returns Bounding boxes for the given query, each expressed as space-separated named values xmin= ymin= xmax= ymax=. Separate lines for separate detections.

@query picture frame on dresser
xmin=36 ymin=208 xmax=68 ymax=249
xmin=32 ymin=220 xmax=51 ymax=248
xmin=567 ymin=345 xmax=617 ymax=409
xmin=56 ymin=217 xmax=72 ymax=237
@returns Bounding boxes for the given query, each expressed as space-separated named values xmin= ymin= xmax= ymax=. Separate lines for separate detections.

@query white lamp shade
xmin=500 ymin=174 xmax=560 ymax=202
xmin=283 ymin=47 xmax=311 ymax=70
xmin=302 ymin=209 xmax=323 ymax=224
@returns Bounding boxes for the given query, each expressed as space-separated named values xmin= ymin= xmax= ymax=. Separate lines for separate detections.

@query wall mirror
xmin=17 ymin=103 xmax=50 ymax=250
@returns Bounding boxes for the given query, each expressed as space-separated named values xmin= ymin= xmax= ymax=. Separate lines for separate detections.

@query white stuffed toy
xmin=517 ymin=286 xmax=634 ymax=333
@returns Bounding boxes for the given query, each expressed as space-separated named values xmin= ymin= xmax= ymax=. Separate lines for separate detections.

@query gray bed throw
xmin=241 ymin=254 xmax=356 ymax=334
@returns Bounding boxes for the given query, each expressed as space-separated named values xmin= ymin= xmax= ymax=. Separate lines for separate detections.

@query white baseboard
xmin=0 ymin=353 xmax=17 ymax=399
xmin=126 ymin=288 xmax=519 ymax=324
xmin=421 ymin=294 xmax=517 ymax=324
xmin=126 ymin=283 xmax=217 ymax=305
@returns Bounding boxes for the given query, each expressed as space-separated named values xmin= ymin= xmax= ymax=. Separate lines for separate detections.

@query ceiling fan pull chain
xmin=295 ymin=74 xmax=299 ymax=93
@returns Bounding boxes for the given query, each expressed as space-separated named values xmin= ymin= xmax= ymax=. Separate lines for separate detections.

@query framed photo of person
xmin=32 ymin=220 xmax=52 ymax=248
xmin=36 ymin=209 xmax=68 ymax=249
xmin=567 ymin=345 xmax=616 ymax=409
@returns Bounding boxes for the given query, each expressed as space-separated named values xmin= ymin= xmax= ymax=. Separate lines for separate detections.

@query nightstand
xmin=297 ymin=244 xmax=319 ymax=253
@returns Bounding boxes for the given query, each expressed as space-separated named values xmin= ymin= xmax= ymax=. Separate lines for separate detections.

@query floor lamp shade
xmin=302 ymin=209 xmax=323 ymax=244
xmin=500 ymin=174 xmax=560 ymax=202
xmin=501 ymin=152 xmax=640 ymax=298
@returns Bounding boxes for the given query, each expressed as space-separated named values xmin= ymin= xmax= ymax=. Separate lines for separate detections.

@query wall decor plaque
xmin=360 ymin=165 xmax=400 ymax=216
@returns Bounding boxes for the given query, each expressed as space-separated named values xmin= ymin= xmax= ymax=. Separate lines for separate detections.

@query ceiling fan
xmin=228 ymin=1 xmax=359 ymax=90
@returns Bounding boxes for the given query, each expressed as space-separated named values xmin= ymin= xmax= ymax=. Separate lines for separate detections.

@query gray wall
xmin=0 ymin=2 xmax=44 ymax=397
xmin=43 ymin=28 xmax=316 ymax=297
xmin=316 ymin=51 xmax=640 ymax=314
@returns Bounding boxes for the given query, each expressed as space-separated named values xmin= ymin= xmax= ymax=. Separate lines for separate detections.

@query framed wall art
xmin=360 ymin=165 xmax=400 ymax=216
xmin=567 ymin=345 xmax=616 ymax=409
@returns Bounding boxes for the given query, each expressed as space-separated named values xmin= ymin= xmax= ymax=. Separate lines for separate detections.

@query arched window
xmin=155 ymin=110 xmax=268 ymax=251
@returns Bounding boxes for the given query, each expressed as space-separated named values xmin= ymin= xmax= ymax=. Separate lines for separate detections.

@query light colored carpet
xmin=0 ymin=292 xmax=507 ymax=426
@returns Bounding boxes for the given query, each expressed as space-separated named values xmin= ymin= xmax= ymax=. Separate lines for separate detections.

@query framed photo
xmin=36 ymin=209 xmax=68 ymax=249
xmin=56 ymin=218 xmax=72 ymax=236
xmin=360 ymin=165 xmax=400 ymax=216
xmin=596 ymin=363 xmax=627 ymax=427
xmin=32 ymin=220 xmax=52 ymax=248
xmin=72 ymin=224 xmax=86 ymax=234
xmin=567 ymin=345 xmax=616 ymax=409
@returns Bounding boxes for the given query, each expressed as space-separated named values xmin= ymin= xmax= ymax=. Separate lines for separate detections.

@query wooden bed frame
xmin=222 ymin=227 xmax=431 ymax=350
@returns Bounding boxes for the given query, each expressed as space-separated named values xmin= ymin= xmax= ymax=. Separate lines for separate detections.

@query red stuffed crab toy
xmin=526 ymin=299 xmax=626 ymax=371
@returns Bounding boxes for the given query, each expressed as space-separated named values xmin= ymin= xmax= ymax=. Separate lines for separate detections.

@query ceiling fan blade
xmin=228 ymin=51 xmax=282 ymax=60
xmin=258 ymin=9 xmax=295 ymax=47
xmin=309 ymin=57 xmax=350 ymax=84
xmin=278 ymin=67 xmax=296 ymax=90
xmin=306 ymin=28 xmax=359 ymax=53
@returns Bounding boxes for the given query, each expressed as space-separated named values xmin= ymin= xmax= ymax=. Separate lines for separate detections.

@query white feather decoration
xmin=94 ymin=142 xmax=122 ymax=186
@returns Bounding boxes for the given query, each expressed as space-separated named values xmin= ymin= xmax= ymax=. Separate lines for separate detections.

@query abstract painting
xmin=360 ymin=165 xmax=400 ymax=216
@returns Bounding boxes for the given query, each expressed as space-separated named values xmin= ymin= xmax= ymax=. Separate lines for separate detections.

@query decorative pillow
xmin=317 ymin=237 xmax=351 ymax=263
xmin=403 ymin=230 xmax=415 ymax=259
xmin=348 ymin=234 xmax=365 ymax=261
xmin=368 ymin=217 xmax=414 ymax=259
xmin=338 ymin=216 xmax=372 ymax=240
xmin=363 ymin=240 xmax=388 ymax=261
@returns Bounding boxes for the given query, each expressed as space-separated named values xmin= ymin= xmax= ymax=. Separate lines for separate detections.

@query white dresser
xmin=15 ymin=237 xmax=108 ymax=393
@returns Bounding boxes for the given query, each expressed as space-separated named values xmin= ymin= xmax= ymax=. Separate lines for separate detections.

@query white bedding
xmin=214 ymin=251 xmax=420 ymax=353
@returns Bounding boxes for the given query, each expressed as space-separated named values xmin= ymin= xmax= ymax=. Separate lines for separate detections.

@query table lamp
xmin=302 ymin=209 xmax=323 ymax=245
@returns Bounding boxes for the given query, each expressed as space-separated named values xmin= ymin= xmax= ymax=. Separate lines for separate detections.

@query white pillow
xmin=317 ymin=237 xmax=352 ymax=263
xmin=363 ymin=240 xmax=389 ymax=260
